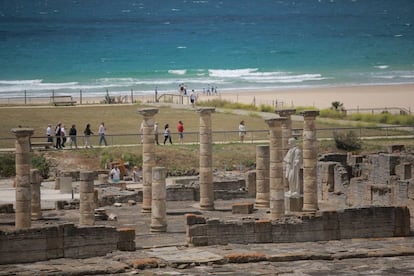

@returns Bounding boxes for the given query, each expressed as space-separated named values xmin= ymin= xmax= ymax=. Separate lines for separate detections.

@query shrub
xmin=0 ymin=154 xmax=15 ymax=177
xmin=196 ymin=99 xmax=257 ymax=111
xmin=31 ymin=154 xmax=50 ymax=179
xmin=320 ymin=108 xmax=347 ymax=119
xmin=333 ymin=130 xmax=362 ymax=151
xmin=259 ymin=104 xmax=274 ymax=112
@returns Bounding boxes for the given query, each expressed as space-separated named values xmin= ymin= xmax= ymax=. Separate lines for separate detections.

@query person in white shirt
xmin=98 ymin=122 xmax=108 ymax=146
xmin=110 ymin=165 xmax=120 ymax=183
xmin=46 ymin=124 xmax=53 ymax=143
xmin=239 ymin=120 xmax=246 ymax=143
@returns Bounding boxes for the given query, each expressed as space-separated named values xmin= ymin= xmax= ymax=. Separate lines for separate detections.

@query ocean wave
xmin=374 ymin=65 xmax=389 ymax=69
xmin=0 ymin=80 xmax=81 ymax=93
xmin=168 ymin=69 xmax=187 ymax=75
xmin=1 ymin=68 xmax=414 ymax=99
xmin=209 ymin=68 xmax=259 ymax=78
xmin=209 ymin=68 xmax=326 ymax=83
xmin=0 ymin=79 xmax=43 ymax=85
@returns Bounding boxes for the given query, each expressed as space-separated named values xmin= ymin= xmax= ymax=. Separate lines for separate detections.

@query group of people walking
xmin=48 ymin=119 xmax=246 ymax=149
xmin=46 ymin=122 xmax=108 ymax=149
xmin=147 ymin=120 xmax=185 ymax=145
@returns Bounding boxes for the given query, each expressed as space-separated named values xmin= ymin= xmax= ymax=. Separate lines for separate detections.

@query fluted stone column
xmin=265 ymin=118 xmax=287 ymax=219
xmin=12 ymin=127 xmax=34 ymax=229
xmin=30 ymin=169 xmax=42 ymax=220
xmin=275 ymin=109 xmax=296 ymax=192
xmin=255 ymin=145 xmax=270 ymax=208
xmin=79 ymin=171 xmax=95 ymax=226
xmin=300 ymin=110 xmax=320 ymax=212
xmin=137 ymin=108 xmax=159 ymax=213
xmin=151 ymin=167 xmax=167 ymax=232
xmin=197 ymin=107 xmax=215 ymax=210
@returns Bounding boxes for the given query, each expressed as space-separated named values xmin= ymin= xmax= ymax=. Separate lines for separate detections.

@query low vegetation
xmin=333 ymin=130 xmax=362 ymax=152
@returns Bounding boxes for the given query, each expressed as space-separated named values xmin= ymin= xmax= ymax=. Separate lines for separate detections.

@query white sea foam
xmin=168 ymin=69 xmax=187 ymax=75
xmin=0 ymin=80 xmax=83 ymax=93
xmin=374 ymin=65 xmax=389 ymax=69
xmin=209 ymin=68 xmax=325 ymax=83
xmin=209 ymin=68 xmax=259 ymax=78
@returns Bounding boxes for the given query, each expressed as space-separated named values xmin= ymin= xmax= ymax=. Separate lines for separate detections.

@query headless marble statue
xmin=284 ymin=138 xmax=302 ymax=197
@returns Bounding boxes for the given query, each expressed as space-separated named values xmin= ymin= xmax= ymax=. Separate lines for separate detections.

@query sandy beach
xmin=2 ymin=84 xmax=412 ymax=115
xmin=201 ymin=84 xmax=414 ymax=113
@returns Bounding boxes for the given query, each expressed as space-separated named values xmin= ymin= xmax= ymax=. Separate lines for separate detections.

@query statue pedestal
xmin=285 ymin=194 xmax=303 ymax=213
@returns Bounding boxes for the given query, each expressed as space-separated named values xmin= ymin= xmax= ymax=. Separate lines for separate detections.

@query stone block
xmin=187 ymin=224 xmax=207 ymax=237
xmin=190 ymin=236 xmax=209 ymax=246
xmin=232 ymin=202 xmax=254 ymax=214
xmin=286 ymin=196 xmax=303 ymax=212
xmin=185 ymin=214 xmax=206 ymax=225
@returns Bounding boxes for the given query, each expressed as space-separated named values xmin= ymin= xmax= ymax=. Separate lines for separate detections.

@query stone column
xmin=12 ymin=128 xmax=34 ymax=229
xmin=275 ymin=109 xmax=296 ymax=192
xmin=79 ymin=171 xmax=95 ymax=226
xmin=197 ymin=107 xmax=216 ymax=210
xmin=265 ymin=118 xmax=287 ymax=219
xmin=255 ymin=145 xmax=270 ymax=208
xmin=300 ymin=110 xmax=320 ymax=212
xmin=150 ymin=167 xmax=167 ymax=232
xmin=30 ymin=169 xmax=42 ymax=220
xmin=137 ymin=108 xmax=159 ymax=213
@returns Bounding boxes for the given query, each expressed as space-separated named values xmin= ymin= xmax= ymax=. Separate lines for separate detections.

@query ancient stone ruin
xmin=1 ymin=109 xmax=413 ymax=267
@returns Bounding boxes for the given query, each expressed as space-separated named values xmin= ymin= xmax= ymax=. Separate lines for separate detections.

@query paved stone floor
xmin=1 ymin=180 xmax=414 ymax=275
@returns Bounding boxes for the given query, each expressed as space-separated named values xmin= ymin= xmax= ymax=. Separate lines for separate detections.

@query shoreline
xmin=1 ymin=83 xmax=413 ymax=112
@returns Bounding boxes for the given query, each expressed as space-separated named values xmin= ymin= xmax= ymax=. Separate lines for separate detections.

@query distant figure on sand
xmin=177 ymin=120 xmax=184 ymax=144
xmin=98 ymin=122 xmax=108 ymax=146
xmin=163 ymin=123 xmax=172 ymax=144
xmin=239 ymin=120 xmax=246 ymax=143
xmin=83 ymin=123 xmax=93 ymax=148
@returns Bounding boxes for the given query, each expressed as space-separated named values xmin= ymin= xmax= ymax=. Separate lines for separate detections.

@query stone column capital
xmin=137 ymin=108 xmax=159 ymax=117
xmin=300 ymin=110 xmax=320 ymax=118
xmin=265 ymin=117 xmax=287 ymax=128
xmin=275 ymin=109 xmax=296 ymax=117
xmin=197 ymin=107 xmax=216 ymax=115
xmin=11 ymin=128 xmax=34 ymax=137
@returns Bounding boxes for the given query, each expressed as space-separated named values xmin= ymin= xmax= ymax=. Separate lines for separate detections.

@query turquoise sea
xmin=0 ymin=0 xmax=413 ymax=98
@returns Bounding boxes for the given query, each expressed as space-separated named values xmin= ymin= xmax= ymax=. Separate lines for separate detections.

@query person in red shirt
xmin=177 ymin=120 xmax=184 ymax=144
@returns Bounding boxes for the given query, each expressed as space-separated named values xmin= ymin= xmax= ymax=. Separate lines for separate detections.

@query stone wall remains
xmin=317 ymin=151 xmax=414 ymax=224
xmin=185 ymin=206 xmax=410 ymax=246
xmin=0 ymin=223 xmax=135 ymax=264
